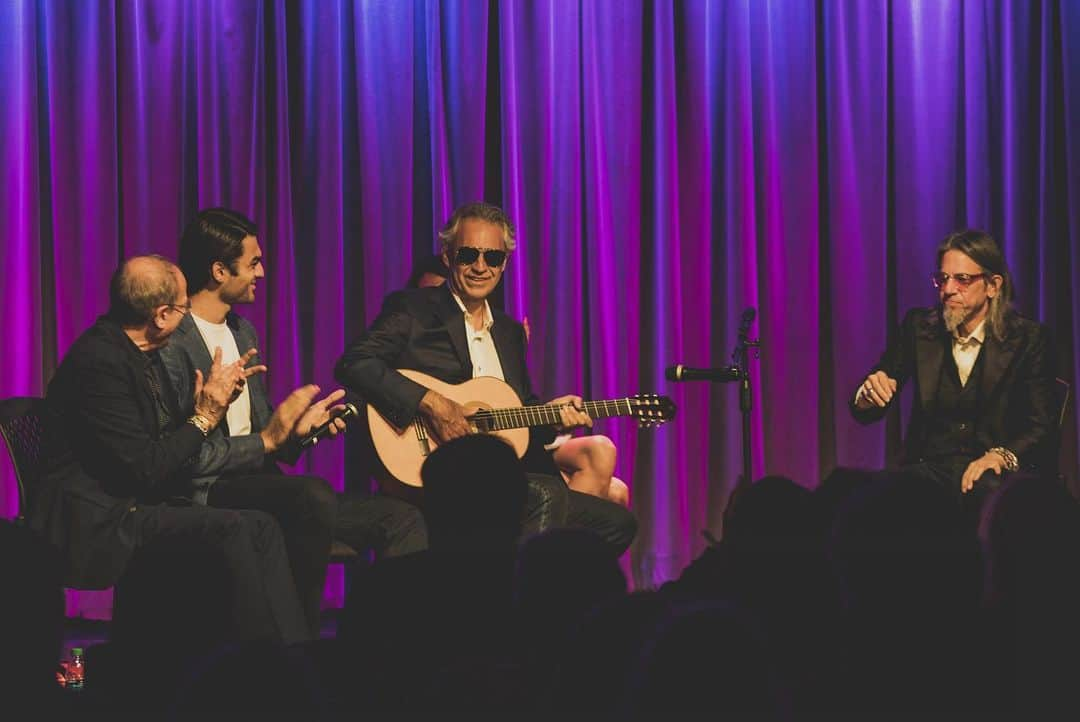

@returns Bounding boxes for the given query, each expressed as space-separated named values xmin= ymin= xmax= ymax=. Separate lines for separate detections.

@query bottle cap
xmin=71 ymin=648 xmax=83 ymax=657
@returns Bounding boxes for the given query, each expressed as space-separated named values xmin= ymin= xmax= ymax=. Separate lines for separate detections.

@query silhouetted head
xmin=830 ymin=471 xmax=981 ymax=613
xmin=626 ymin=600 xmax=785 ymax=722
xmin=420 ymin=435 xmax=528 ymax=551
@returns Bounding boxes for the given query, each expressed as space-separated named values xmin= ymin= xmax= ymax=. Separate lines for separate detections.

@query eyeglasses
xmin=930 ymin=272 xmax=987 ymax=289
xmin=167 ymin=301 xmax=192 ymax=315
xmin=454 ymin=247 xmax=507 ymax=268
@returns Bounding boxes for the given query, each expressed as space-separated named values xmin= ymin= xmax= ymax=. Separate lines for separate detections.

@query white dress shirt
xmin=449 ymin=291 xmax=506 ymax=381
xmin=952 ymin=319 xmax=986 ymax=387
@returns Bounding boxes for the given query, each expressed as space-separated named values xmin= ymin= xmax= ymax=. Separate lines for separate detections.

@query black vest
xmin=920 ymin=338 xmax=986 ymax=462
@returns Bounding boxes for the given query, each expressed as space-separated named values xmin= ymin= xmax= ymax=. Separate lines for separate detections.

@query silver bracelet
xmin=988 ymin=446 xmax=1019 ymax=472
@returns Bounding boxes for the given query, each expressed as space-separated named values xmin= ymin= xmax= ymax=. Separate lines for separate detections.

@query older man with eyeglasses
xmin=31 ymin=255 xmax=311 ymax=644
xmin=851 ymin=229 xmax=1057 ymax=512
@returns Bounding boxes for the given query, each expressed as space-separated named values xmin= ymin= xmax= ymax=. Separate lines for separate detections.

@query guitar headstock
xmin=630 ymin=394 xmax=677 ymax=428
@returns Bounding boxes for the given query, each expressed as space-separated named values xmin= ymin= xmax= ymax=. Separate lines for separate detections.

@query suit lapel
xmin=175 ymin=314 xmax=214 ymax=374
xmin=979 ymin=329 xmax=1019 ymax=403
xmin=226 ymin=313 xmax=270 ymax=429
xmin=433 ymin=286 xmax=473 ymax=378
xmin=916 ymin=314 xmax=946 ymax=411
xmin=489 ymin=315 xmax=521 ymax=391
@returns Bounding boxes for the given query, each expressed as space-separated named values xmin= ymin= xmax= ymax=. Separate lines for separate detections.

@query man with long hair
xmin=851 ymin=229 xmax=1057 ymax=508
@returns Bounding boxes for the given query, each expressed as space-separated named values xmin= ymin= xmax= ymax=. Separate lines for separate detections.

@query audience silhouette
xmin=24 ymin=450 xmax=1080 ymax=721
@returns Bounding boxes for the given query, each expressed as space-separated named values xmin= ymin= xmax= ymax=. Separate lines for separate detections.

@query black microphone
xmin=299 ymin=402 xmax=359 ymax=448
xmin=665 ymin=365 xmax=742 ymax=382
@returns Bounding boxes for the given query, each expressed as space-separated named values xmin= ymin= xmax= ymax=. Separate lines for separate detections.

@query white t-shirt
xmin=191 ymin=313 xmax=252 ymax=436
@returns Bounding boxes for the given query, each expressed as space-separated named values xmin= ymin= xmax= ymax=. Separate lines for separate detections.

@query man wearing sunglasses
xmin=405 ymin=252 xmax=631 ymax=508
xmin=851 ymin=229 xmax=1056 ymax=511
xmin=336 ymin=202 xmax=637 ymax=555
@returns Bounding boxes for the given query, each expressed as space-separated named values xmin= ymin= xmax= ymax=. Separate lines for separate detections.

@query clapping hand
xmin=193 ymin=347 xmax=267 ymax=428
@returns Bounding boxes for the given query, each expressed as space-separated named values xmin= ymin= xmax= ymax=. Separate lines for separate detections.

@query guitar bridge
xmin=414 ymin=421 xmax=431 ymax=456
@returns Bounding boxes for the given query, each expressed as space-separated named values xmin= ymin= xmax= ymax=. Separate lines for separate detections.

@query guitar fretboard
xmin=472 ymin=399 xmax=638 ymax=432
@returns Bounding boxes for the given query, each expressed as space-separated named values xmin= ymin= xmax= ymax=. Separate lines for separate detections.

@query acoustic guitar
xmin=366 ymin=369 xmax=677 ymax=489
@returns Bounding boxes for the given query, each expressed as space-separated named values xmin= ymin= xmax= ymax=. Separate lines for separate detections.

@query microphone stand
xmin=731 ymin=311 xmax=760 ymax=490
xmin=696 ymin=309 xmax=760 ymax=548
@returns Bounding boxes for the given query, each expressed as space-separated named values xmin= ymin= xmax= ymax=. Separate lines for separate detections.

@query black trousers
xmin=207 ymin=470 xmax=337 ymax=638
xmin=131 ymin=504 xmax=309 ymax=644
xmin=896 ymin=458 xmax=1008 ymax=532
xmin=522 ymin=473 xmax=638 ymax=555
xmin=335 ymin=492 xmax=428 ymax=559
xmin=208 ymin=466 xmax=429 ymax=637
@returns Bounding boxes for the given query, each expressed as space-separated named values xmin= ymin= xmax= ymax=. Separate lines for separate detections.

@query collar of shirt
xmin=953 ymin=318 xmax=986 ymax=349
xmin=449 ymin=289 xmax=495 ymax=332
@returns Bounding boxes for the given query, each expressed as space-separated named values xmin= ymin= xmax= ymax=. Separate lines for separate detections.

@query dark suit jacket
xmin=334 ymin=285 xmax=555 ymax=463
xmin=850 ymin=307 xmax=1056 ymax=471
xmin=30 ymin=316 xmax=206 ymax=588
xmin=159 ymin=312 xmax=287 ymax=493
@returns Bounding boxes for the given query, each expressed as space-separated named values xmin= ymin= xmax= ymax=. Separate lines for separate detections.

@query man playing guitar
xmin=335 ymin=202 xmax=638 ymax=555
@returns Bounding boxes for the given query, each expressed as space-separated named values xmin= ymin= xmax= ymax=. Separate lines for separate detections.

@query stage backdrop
xmin=2 ymin=0 xmax=1079 ymax=618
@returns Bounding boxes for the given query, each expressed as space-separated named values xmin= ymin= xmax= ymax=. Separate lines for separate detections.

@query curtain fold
xmin=2 ymin=0 xmax=1078 ymax=611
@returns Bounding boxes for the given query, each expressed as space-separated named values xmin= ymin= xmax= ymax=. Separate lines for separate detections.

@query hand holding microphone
xmin=298 ymin=391 xmax=359 ymax=448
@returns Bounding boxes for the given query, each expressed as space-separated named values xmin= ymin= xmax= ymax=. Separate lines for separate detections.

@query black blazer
xmin=335 ymin=285 xmax=556 ymax=460
xmin=159 ymin=312 xmax=287 ymax=492
xmin=29 ymin=316 xmax=205 ymax=588
xmin=850 ymin=307 xmax=1056 ymax=471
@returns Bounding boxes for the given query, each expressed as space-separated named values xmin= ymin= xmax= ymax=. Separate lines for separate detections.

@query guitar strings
xmin=470 ymin=398 xmax=643 ymax=431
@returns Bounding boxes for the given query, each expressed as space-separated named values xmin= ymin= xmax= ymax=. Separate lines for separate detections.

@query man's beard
xmin=222 ymin=287 xmax=252 ymax=305
xmin=942 ymin=305 xmax=965 ymax=334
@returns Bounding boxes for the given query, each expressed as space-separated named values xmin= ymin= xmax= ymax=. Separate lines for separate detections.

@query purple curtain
xmin=2 ymin=1 xmax=1078 ymax=619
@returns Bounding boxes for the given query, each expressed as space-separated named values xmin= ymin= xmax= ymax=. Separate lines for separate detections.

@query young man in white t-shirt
xmin=161 ymin=208 xmax=427 ymax=638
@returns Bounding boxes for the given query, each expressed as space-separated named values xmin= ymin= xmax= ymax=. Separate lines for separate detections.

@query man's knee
xmin=568 ymin=435 xmax=617 ymax=473
xmin=609 ymin=477 xmax=631 ymax=507
xmin=228 ymin=509 xmax=288 ymax=550
xmin=291 ymin=475 xmax=338 ymax=527
xmin=584 ymin=435 xmax=617 ymax=461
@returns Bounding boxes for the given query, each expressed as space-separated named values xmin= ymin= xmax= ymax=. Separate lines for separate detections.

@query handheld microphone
xmin=664 ymin=365 xmax=742 ymax=383
xmin=299 ymin=403 xmax=359 ymax=448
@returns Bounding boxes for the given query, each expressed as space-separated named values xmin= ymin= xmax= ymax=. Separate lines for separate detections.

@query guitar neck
xmin=475 ymin=399 xmax=636 ymax=432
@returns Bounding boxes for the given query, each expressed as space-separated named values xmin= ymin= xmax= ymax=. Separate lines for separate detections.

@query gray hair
xmin=437 ymin=202 xmax=517 ymax=253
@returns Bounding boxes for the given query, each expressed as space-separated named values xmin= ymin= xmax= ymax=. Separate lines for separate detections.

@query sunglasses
xmin=931 ymin=272 xmax=988 ymax=289
xmin=454 ymin=247 xmax=507 ymax=268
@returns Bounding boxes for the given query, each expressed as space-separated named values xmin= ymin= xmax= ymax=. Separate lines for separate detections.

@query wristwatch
xmin=187 ymin=414 xmax=212 ymax=437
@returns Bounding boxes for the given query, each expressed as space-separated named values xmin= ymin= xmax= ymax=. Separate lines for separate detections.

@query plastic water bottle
xmin=66 ymin=648 xmax=85 ymax=691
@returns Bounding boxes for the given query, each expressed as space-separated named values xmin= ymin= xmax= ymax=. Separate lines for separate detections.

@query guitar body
xmin=366 ymin=370 xmax=531 ymax=489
